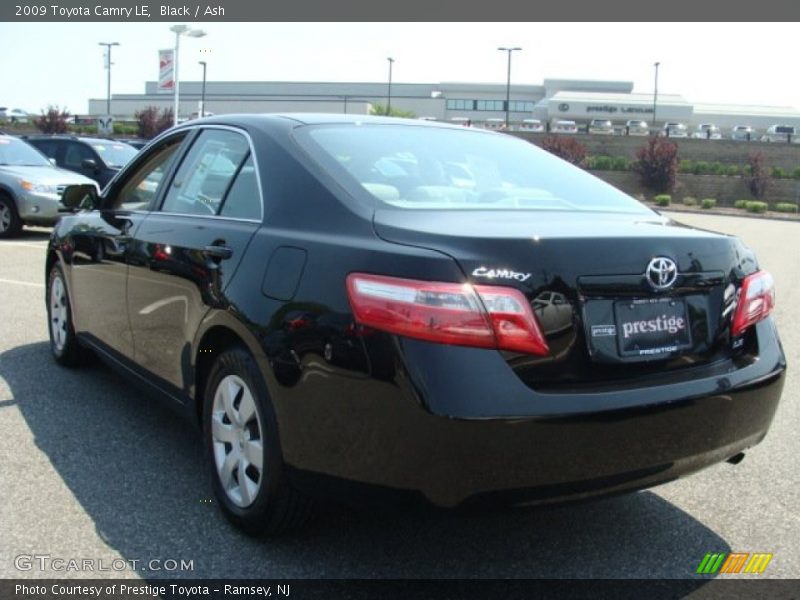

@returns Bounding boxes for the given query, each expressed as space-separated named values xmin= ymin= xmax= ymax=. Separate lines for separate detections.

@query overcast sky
xmin=1 ymin=22 xmax=798 ymax=114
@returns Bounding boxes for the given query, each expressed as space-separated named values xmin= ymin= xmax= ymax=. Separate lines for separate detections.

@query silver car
xmin=0 ymin=135 xmax=97 ymax=238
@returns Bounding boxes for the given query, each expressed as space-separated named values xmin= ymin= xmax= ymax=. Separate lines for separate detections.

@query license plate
xmin=614 ymin=297 xmax=691 ymax=357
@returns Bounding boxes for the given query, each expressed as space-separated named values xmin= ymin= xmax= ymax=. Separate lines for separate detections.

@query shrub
xmin=540 ymin=135 xmax=587 ymax=166
xmin=708 ymin=162 xmax=725 ymax=176
xmin=745 ymin=153 xmax=769 ymax=199
xmin=589 ymin=155 xmax=613 ymax=170
xmin=774 ymin=202 xmax=798 ymax=213
xmin=793 ymin=167 xmax=800 ymax=180
xmin=369 ymin=104 xmax=416 ymax=118
xmin=692 ymin=161 xmax=709 ymax=175
xmin=682 ymin=196 xmax=697 ymax=206
xmin=611 ymin=156 xmax=629 ymax=171
xmin=678 ymin=159 xmax=693 ymax=173
xmin=35 ymin=105 xmax=70 ymax=134
xmin=632 ymin=137 xmax=678 ymax=193
xmin=733 ymin=199 xmax=749 ymax=209
xmin=772 ymin=167 xmax=789 ymax=179
xmin=134 ymin=106 xmax=173 ymax=139
xmin=653 ymin=194 xmax=671 ymax=206
xmin=701 ymin=198 xmax=717 ymax=209
xmin=745 ymin=201 xmax=768 ymax=214
xmin=726 ymin=165 xmax=741 ymax=177
xmin=113 ymin=123 xmax=138 ymax=135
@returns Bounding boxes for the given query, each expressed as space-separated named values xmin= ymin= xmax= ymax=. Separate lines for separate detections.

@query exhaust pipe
xmin=726 ymin=452 xmax=746 ymax=465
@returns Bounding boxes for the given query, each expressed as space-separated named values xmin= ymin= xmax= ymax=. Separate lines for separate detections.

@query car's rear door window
xmin=160 ymin=129 xmax=249 ymax=216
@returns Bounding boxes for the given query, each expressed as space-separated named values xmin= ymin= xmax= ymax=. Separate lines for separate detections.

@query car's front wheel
xmin=203 ymin=347 xmax=313 ymax=536
xmin=47 ymin=263 xmax=90 ymax=366
xmin=0 ymin=194 xmax=22 ymax=239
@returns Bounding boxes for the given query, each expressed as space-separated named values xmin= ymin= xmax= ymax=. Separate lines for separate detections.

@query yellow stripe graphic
xmin=744 ymin=553 xmax=773 ymax=574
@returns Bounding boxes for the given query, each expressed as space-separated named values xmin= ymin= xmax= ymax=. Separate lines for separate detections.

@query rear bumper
xmin=277 ymin=319 xmax=786 ymax=508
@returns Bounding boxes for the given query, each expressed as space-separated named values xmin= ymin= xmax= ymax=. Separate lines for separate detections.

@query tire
xmin=0 ymin=193 xmax=22 ymax=239
xmin=203 ymin=346 xmax=313 ymax=536
xmin=47 ymin=263 xmax=91 ymax=367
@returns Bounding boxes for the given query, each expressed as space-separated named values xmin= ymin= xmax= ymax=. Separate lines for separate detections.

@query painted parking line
xmin=0 ymin=278 xmax=44 ymax=288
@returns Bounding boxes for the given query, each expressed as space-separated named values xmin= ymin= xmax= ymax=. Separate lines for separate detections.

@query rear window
xmin=296 ymin=124 xmax=650 ymax=214
xmin=775 ymin=126 xmax=795 ymax=134
xmin=90 ymin=142 xmax=138 ymax=168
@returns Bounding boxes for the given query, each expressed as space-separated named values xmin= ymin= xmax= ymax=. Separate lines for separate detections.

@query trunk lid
xmin=373 ymin=209 xmax=754 ymax=390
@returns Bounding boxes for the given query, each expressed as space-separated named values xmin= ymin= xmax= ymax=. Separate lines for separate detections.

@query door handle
xmin=203 ymin=245 xmax=233 ymax=260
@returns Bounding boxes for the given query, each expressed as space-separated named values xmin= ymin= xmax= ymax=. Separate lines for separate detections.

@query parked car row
xmin=0 ymin=133 xmax=144 ymax=238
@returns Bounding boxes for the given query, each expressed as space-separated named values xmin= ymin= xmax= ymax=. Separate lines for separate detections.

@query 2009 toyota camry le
xmin=46 ymin=115 xmax=786 ymax=536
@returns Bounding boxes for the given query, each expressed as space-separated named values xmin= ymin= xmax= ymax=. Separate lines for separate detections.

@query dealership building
xmin=90 ymin=78 xmax=800 ymax=131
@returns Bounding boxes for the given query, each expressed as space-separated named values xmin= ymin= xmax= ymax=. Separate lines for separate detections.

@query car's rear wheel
xmin=203 ymin=346 xmax=313 ymax=536
xmin=47 ymin=263 xmax=90 ymax=366
xmin=0 ymin=194 xmax=22 ymax=239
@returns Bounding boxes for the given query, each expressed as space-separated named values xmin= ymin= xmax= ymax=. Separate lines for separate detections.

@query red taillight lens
xmin=731 ymin=270 xmax=775 ymax=337
xmin=346 ymin=273 xmax=549 ymax=356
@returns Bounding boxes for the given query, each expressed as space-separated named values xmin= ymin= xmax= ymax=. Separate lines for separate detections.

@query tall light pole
xmin=198 ymin=60 xmax=207 ymax=117
xmin=498 ymin=47 xmax=522 ymax=129
xmin=170 ymin=24 xmax=206 ymax=126
xmin=386 ymin=57 xmax=395 ymax=115
xmin=98 ymin=42 xmax=119 ymax=116
xmin=652 ymin=61 xmax=660 ymax=129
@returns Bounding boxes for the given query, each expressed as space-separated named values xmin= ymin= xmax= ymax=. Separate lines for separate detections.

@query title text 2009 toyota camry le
xmin=46 ymin=115 xmax=786 ymax=535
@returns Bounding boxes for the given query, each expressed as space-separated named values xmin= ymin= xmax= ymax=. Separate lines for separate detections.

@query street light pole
xmin=170 ymin=25 xmax=206 ymax=126
xmin=98 ymin=42 xmax=119 ymax=116
xmin=498 ymin=47 xmax=522 ymax=129
xmin=386 ymin=57 xmax=395 ymax=115
xmin=198 ymin=60 xmax=207 ymax=117
xmin=652 ymin=61 xmax=660 ymax=129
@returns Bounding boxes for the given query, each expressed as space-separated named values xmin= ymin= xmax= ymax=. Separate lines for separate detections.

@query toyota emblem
xmin=645 ymin=257 xmax=678 ymax=290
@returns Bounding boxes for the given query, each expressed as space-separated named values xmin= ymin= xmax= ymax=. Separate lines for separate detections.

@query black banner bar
xmin=1 ymin=0 xmax=799 ymax=22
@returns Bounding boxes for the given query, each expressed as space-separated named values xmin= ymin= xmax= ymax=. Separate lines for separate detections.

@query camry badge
xmin=472 ymin=267 xmax=532 ymax=282
xmin=645 ymin=257 xmax=678 ymax=290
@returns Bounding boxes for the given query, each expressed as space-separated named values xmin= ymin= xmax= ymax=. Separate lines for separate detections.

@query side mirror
xmin=61 ymin=184 xmax=99 ymax=211
xmin=81 ymin=158 xmax=98 ymax=171
xmin=49 ymin=157 xmax=57 ymax=166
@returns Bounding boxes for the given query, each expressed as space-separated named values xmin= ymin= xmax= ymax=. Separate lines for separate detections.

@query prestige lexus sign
xmin=586 ymin=105 xmax=654 ymax=114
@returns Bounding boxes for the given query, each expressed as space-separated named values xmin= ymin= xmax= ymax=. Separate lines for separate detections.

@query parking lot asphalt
xmin=0 ymin=212 xmax=797 ymax=580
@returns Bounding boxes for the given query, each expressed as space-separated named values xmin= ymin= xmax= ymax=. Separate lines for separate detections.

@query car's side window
xmin=111 ymin=135 xmax=186 ymax=211
xmin=219 ymin=156 xmax=261 ymax=220
xmin=161 ymin=129 xmax=249 ymax=216
xmin=64 ymin=142 xmax=95 ymax=169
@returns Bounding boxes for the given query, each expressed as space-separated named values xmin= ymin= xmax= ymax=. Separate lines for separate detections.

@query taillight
xmin=731 ymin=270 xmax=775 ymax=337
xmin=346 ymin=273 xmax=549 ymax=356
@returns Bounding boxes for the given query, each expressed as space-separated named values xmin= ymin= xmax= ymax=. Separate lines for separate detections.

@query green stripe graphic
xmin=697 ymin=553 xmax=727 ymax=574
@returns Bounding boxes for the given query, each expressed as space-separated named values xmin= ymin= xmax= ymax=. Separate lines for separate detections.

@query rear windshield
xmin=296 ymin=124 xmax=650 ymax=214
xmin=90 ymin=141 xmax=138 ymax=168
xmin=775 ymin=126 xmax=795 ymax=134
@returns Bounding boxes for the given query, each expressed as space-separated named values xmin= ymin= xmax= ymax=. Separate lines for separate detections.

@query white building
xmin=89 ymin=78 xmax=800 ymax=132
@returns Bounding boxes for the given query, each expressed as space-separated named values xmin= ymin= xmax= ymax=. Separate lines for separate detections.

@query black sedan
xmin=46 ymin=114 xmax=786 ymax=536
